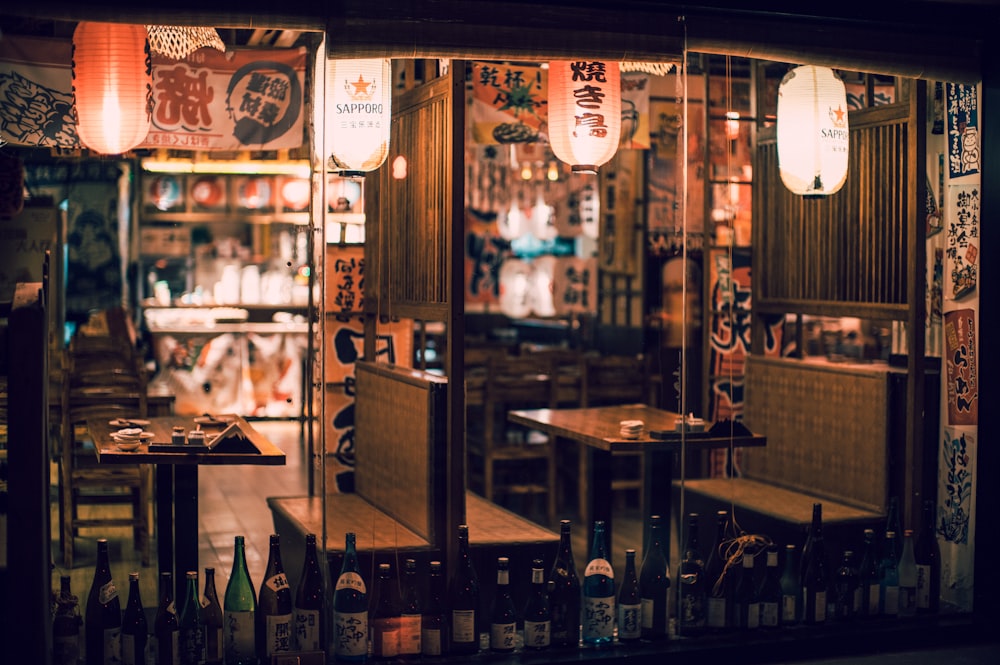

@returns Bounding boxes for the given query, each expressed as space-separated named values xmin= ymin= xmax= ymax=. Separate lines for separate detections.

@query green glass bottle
xmin=583 ymin=520 xmax=615 ymax=645
xmin=202 ymin=567 xmax=224 ymax=665
xmin=333 ymin=532 xmax=368 ymax=662
xmin=153 ymin=572 xmax=179 ymax=665
xmin=179 ymin=570 xmax=205 ymax=665
xmin=224 ymin=535 xmax=258 ymax=665
xmin=638 ymin=515 xmax=669 ymax=640
xmin=616 ymin=549 xmax=641 ymax=642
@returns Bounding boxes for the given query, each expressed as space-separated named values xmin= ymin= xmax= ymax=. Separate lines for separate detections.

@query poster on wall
xmin=0 ymin=34 xmax=305 ymax=151
xmin=0 ymin=204 xmax=57 ymax=306
xmin=945 ymin=184 xmax=979 ymax=301
xmin=465 ymin=210 xmax=508 ymax=310
xmin=620 ymin=73 xmax=651 ymax=150
xmin=946 ymin=83 xmax=980 ymax=179
xmin=325 ymin=245 xmax=365 ymax=315
xmin=943 ymin=308 xmax=978 ymax=426
xmin=938 ymin=427 xmax=974 ymax=609
xmin=469 ymin=61 xmax=547 ymax=145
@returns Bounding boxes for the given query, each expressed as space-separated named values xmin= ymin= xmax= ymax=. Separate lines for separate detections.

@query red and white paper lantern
xmin=325 ymin=58 xmax=391 ymax=177
xmin=776 ymin=65 xmax=850 ymax=196
xmin=72 ymin=22 xmax=152 ymax=155
xmin=547 ymin=60 xmax=622 ymax=174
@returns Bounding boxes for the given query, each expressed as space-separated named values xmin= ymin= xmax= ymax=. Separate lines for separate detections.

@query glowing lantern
xmin=498 ymin=258 xmax=533 ymax=319
xmin=777 ymin=65 xmax=850 ymax=196
xmin=326 ymin=58 xmax=391 ymax=178
xmin=547 ymin=60 xmax=621 ymax=173
xmin=72 ymin=22 xmax=152 ymax=155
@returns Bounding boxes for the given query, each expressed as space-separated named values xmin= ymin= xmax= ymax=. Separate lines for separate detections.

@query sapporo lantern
xmin=326 ymin=58 xmax=391 ymax=178
xmin=72 ymin=22 xmax=152 ymax=155
xmin=547 ymin=60 xmax=622 ymax=174
xmin=776 ymin=65 xmax=850 ymax=197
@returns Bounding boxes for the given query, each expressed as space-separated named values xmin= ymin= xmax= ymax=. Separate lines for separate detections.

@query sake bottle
xmin=333 ymin=532 xmax=368 ymax=663
xmin=447 ymin=524 xmax=480 ymax=654
xmin=616 ymin=549 xmax=641 ymax=642
xmin=734 ymin=552 xmax=760 ymax=630
xmin=779 ymin=544 xmax=801 ymax=626
xmin=879 ymin=530 xmax=900 ymax=617
xmin=915 ymin=499 xmax=941 ymax=613
xmin=201 ymin=568 xmax=224 ymax=665
xmin=898 ymin=529 xmax=918 ymax=617
xmin=153 ymin=571 xmax=180 ymax=665
xmin=52 ymin=575 xmax=82 ymax=665
xmin=294 ymin=533 xmax=325 ymax=652
xmin=121 ymin=572 xmax=148 ymax=665
xmin=179 ymin=570 xmax=205 ymax=665
xmin=859 ymin=528 xmax=881 ymax=617
xmin=223 ymin=536 xmax=257 ymax=665
xmin=548 ymin=519 xmax=581 ymax=647
xmin=85 ymin=538 xmax=122 ymax=665
xmin=371 ymin=563 xmax=400 ymax=659
xmin=421 ymin=561 xmax=446 ymax=657
xmin=758 ymin=546 xmax=783 ymax=628
xmin=489 ymin=557 xmax=517 ymax=653
xmin=522 ymin=558 xmax=551 ymax=650
xmin=582 ymin=520 xmax=615 ymax=645
xmin=834 ymin=550 xmax=860 ymax=621
xmin=638 ymin=515 xmax=670 ymax=640
xmin=257 ymin=534 xmax=293 ymax=659
xmin=802 ymin=506 xmax=829 ymax=625
xmin=705 ymin=510 xmax=730 ymax=631
xmin=398 ymin=558 xmax=422 ymax=658
xmin=677 ymin=512 xmax=707 ymax=635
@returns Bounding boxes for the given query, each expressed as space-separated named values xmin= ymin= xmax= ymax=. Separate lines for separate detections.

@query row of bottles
xmin=65 ymin=498 xmax=943 ymax=663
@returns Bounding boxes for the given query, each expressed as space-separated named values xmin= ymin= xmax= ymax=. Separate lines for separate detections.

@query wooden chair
xmin=578 ymin=353 xmax=651 ymax=525
xmin=58 ymin=335 xmax=154 ymax=568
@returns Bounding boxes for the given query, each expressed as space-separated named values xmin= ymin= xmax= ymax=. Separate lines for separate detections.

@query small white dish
xmin=112 ymin=431 xmax=154 ymax=442
xmin=115 ymin=440 xmax=142 ymax=451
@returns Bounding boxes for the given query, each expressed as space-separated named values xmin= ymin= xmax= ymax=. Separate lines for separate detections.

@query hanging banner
xmin=469 ymin=61 xmax=547 ymax=144
xmin=945 ymin=184 xmax=979 ymax=301
xmin=620 ymin=73 xmax=651 ymax=150
xmin=0 ymin=35 xmax=305 ymax=151
xmin=0 ymin=35 xmax=77 ymax=148
xmin=946 ymin=83 xmax=980 ymax=178
xmin=943 ymin=308 xmax=978 ymax=426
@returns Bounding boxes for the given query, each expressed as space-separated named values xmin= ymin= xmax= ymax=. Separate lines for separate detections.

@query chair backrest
xmin=485 ymin=353 xmax=553 ymax=405
xmin=464 ymin=346 xmax=506 ymax=407
xmin=580 ymin=353 xmax=650 ymax=407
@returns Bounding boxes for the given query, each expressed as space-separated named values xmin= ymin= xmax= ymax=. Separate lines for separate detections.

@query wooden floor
xmin=52 ymin=420 xmax=655 ymax=609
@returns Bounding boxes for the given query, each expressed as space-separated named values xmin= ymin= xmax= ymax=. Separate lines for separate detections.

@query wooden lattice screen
xmin=753 ymin=97 xmax=922 ymax=321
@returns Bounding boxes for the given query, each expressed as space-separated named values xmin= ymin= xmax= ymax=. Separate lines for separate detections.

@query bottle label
xmin=264 ymin=613 xmax=292 ymax=656
xmin=811 ymin=590 xmax=826 ymax=622
xmin=523 ymin=620 xmax=551 ymax=648
xmin=451 ymin=609 xmax=476 ymax=643
xmin=399 ymin=614 xmax=422 ymax=655
xmin=490 ymin=622 xmax=517 ymax=651
xmin=122 ymin=634 xmax=138 ymax=665
xmin=264 ymin=573 xmax=290 ymax=594
xmin=883 ymin=585 xmax=899 ymax=615
xmin=899 ymin=585 xmax=917 ymax=614
xmin=916 ymin=564 xmax=932 ymax=609
xmin=852 ymin=586 xmax=863 ymax=614
xmin=334 ymin=610 xmax=368 ymax=657
xmin=224 ymin=610 xmax=254 ymax=663
xmin=708 ymin=596 xmax=727 ymax=627
xmin=181 ymin=624 xmax=206 ymax=664
xmin=583 ymin=596 xmax=615 ymax=640
xmin=335 ymin=572 xmax=366 ymax=594
xmin=761 ymin=601 xmax=779 ymax=627
xmin=294 ymin=609 xmax=322 ymax=651
xmin=781 ymin=594 xmax=796 ymax=623
xmin=103 ymin=627 xmax=122 ymax=665
xmin=421 ymin=627 xmax=442 ymax=656
xmin=374 ymin=619 xmax=399 ymax=657
xmin=99 ymin=580 xmax=119 ymax=606
xmin=584 ymin=558 xmax=614 ymax=578
xmin=618 ymin=603 xmax=641 ymax=639
xmin=53 ymin=634 xmax=80 ymax=665
xmin=867 ymin=583 xmax=881 ymax=614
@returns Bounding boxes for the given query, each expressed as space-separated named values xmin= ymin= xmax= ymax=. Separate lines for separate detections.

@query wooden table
xmin=89 ymin=414 xmax=285 ymax=599
xmin=508 ymin=403 xmax=766 ymax=554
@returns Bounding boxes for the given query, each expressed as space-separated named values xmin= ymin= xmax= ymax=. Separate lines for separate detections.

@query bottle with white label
xmin=779 ymin=544 xmax=801 ymax=626
xmin=294 ymin=533 xmax=325 ymax=651
xmin=489 ymin=557 xmax=517 ymax=652
xmin=371 ymin=563 xmax=401 ymax=659
xmin=639 ymin=515 xmax=670 ymax=640
xmin=879 ymin=530 xmax=900 ymax=617
xmin=898 ymin=529 xmax=918 ymax=617
xmin=398 ymin=558 xmax=422 ymax=658
xmin=421 ymin=561 xmax=446 ymax=656
xmin=257 ymin=534 xmax=293 ymax=660
xmin=759 ymin=547 xmax=782 ymax=628
xmin=735 ymin=552 xmax=760 ymax=629
xmin=859 ymin=528 xmax=881 ymax=617
xmin=583 ymin=520 xmax=615 ymax=645
xmin=224 ymin=536 xmax=256 ymax=665
xmin=522 ymin=558 xmax=551 ymax=650
xmin=447 ymin=524 xmax=480 ymax=654
xmin=333 ymin=532 xmax=368 ymax=662
xmin=617 ymin=549 xmax=641 ymax=642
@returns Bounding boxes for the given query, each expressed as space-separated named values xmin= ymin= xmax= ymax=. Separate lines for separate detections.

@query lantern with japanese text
xmin=776 ymin=65 xmax=849 ymax=197
xmin=72 ymin=22 xmax=152 ymax=155
xmin=325 ymin=58 xmax=391 ymax=178
xmin=547 ymin=60 xmax=621 ymax=174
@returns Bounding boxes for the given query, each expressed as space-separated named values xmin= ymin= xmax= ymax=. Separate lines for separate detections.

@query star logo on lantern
xmin=829 ymin=104 xmax=847 ymax=128
xmin=345 ymin=75 xmax=376 ymax=101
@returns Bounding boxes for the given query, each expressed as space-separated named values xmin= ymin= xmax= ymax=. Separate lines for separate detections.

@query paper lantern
xmin=548 ymin=60 xmax=621 ymax=173
xmin=498 ymin=258 xmax=533 ymax=319
xmin=777 ymin=65 xmax=849 ymax=196
xmin=326 ymin=58 xmax=391 ymax=177
xmin=72 ymin=22 xmax=152 ymax=155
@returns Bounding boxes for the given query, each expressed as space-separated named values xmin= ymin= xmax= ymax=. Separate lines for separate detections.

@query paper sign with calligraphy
xmin=325 ymin=245 xmax=365 ymax=315
xmin=946 ymin=184 xmax=979 ymax=301
xmin=143 ymin=47 xmax=306 ymax=150
xmin=0 ymin=35 xmax=77 ymax=148
xmin=944 ymin=308 xmax=978 ymax=426
xmin=552 ymin=256 xmax=597 ymax=316
xmin=946 ymin=83 xmax=980 ymax=178
xmin=470 ymin=61 xmax=547 ymax=144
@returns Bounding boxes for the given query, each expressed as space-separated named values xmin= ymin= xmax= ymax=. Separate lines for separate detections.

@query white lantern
xmin=498 ymin=258 xmax=534 ymax=319
xmin=548 ymin=60 xmax=621 ymax=173
xmin=72 ymin=22 xmax=152 ymax=155
xmin=326 ymin=58 xmax=391 ymax=177
xmin=777 ymin=65 xmax=849 ymax=196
